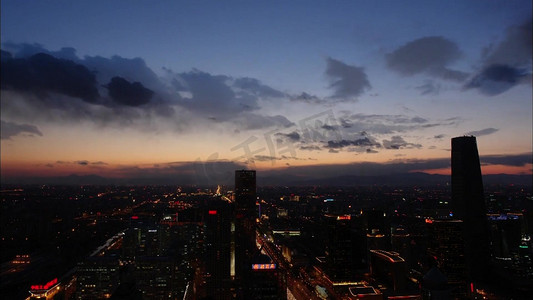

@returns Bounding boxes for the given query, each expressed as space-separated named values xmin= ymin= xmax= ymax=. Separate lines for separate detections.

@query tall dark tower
xmin=233 ymin=170 xmax=258 ymax=297
xmin=451 ymin=136 xmax=490 ymax=284
xmin=204 ymin=199 xmax=233 ymax=299
xmin=234 ymin=170 xmax=257 ymax=212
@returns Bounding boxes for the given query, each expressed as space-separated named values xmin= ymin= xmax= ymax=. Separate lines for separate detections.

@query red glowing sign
xmin=251 ymin=263 xmax=276 ymax=270
xmin=425 ymin=219 xmax=433 ymax=224
xmin=337 ymin=215 xmax=351 ymax=220
xmin=208 ymin=210 xmax=217 ymax=215
xmin=131 ymin=216 xmax=139 ymax=220
xmin=31 ymin=278 xmax=58 ymax=290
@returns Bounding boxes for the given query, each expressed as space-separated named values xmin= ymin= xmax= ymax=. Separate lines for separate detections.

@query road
xmin=256 ymin=231 xmax=321 ymax=300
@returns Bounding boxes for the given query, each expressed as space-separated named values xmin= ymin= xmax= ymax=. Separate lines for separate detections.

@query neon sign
xmin=337 ymin=215 xmax=351 ymax=220
xmin=131 ymin=216 xmax=139 ymax=220
xmin=208 ymin=210 xmax=217 ymax=215
xmin=252 ymin=263 xmax=276 ymax=270
xmin=31 ymin=278 xmax=58 ymax=290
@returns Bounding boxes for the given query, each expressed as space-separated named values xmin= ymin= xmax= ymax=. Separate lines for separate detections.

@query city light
xmin=31 ymin=278 xmax=58 ymax=290
xmin=251 ymin=263 xmax=276 ymax=270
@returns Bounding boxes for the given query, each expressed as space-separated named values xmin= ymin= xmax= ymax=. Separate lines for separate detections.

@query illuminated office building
xmin=76 ymin=256 xmax=120 ymax=299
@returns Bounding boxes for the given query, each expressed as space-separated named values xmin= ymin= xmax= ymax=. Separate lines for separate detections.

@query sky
xmin=1 ymin=0 xmax=532 ymax=184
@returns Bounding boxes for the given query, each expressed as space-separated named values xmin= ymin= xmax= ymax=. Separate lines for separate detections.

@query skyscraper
xmin=234 ymin=170 xmax=257 ymax=212
xmin=204 ymin=199 xmax=233 ymax=299
xmin=234 ymin=170 xmax=258 ymax=297
xmin=426 ymin=219 xmax=467 ymax=298
xmin=451 ymin=136 xmax=490 ymax=283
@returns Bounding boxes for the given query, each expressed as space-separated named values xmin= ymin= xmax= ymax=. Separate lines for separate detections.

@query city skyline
xmin=1 ymin=1 xmax=532 ymax=183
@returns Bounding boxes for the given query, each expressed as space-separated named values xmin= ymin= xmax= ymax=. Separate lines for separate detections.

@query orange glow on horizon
xmin=419 ymin=164 xmax=532 ymax=176
xmin=1 ymin=159 xmax=531 ymax=180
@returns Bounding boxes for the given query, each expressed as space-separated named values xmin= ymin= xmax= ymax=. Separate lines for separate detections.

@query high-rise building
xmin=233 ymin=170 xmax=261 ymax=298
xmin=76 ymin=256 xmax=120 ymax=299
xmin=426 ymin=219 xmax=467 ymax=298
xmin=324 ymin=214 xmax=366 ymax=282
xmin=204 ymin=199 xmax=234 ymax=299
xmin=451 ymin=136 xmax=490 ymax=283
xmin=234 ymin=170 xmax=257 ymax=212
xmin=134 ymin=256 xmax=180 ymax=299
xmin=369 ymin=250 xmax=408 ymax=293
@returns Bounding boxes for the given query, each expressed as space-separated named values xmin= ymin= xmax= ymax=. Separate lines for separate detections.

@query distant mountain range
xmin=1 ymin=172 xmax=531 ymax=187
xmin=260 ymin=172 xmax=532 ymax=186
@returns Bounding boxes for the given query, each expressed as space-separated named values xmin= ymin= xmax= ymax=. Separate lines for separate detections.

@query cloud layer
xmin=325 ymin=57 xmax=371 ymax=99
xmin=386 ymin=36 xmax=468 ymax=81
xmin=465 ymin=19 xmax=532 ymax=95
xmin=1 ymin=45 xmax=297 ymax=132
xmin=1 ymin=120 xmax=43 ymax=140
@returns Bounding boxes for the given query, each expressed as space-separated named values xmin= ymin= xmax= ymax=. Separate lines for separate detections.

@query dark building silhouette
xmin=324 ymin=214 xmax=366 ymax=282
xmin=369 ymin=250 xmax=408 ymax=293
xmin=247 ymin=254 xmax=286 ymax=299
xmin=451 ymin=136 xmax=490 ymax=283
xmin=234 ymin=170 xmax=257 ymax=211
xmin=426 ymin=219 xmax=467 ymax=298
xmin=234 ymin=170 xmax=259 ymax=297
xmin=365 ymin=209 xmax=390 ymax=251
xmin=76 ymin=256 xmax=120 ymax=299
xmin=421 ymin=267 xmax=451 ymax=300
xmin=204 ymin=199 xmax=234 ymax=299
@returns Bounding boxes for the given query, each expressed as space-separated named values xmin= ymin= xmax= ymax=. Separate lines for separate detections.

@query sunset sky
xmin=1 ymin=1 xmax=531 ymax=184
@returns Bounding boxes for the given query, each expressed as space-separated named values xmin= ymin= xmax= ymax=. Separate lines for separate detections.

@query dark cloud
xmin=252 ymin=155 xmax=309 ymax=162
xmin=325 ymin=57 xmax=371 ymax=99
xmin=416 ymin=80 xmax=441 ymax=95
xmin=233 ymin=113 xmax=294 ymax=130
xmin=105 ymin=76 xmax=154 ymax=106
xmin=467 ymin=19 xmax=532 ymax=95
xmin=2 ymin=42 xmax=79 ymax=61
xmin=1 ymin=44 xmax=293 ymax=132
xmin=49 ymin=160 xmax=107 ymax=167
xmin=465 ymin=128 xmax=499 ymax=137
xmin=465 ymin=64 xmax=529 ymax=95
xmin=434 ymin=134 xmax=446 ymax=139
xmin=366 ymin=149 xmax=379 ymax=154
xmin=411 ymin=116 xmax=428 ymax=123
xmin=299 ymin=145 xmax=321 ymax=151
xmin=83 ymin=55 xmax=164 ymax=92
xmin=337 ymin=113 xmax=454 ymax=136
xmin=176 ymin=69 xmax=262 ymax=118
xmin=483 ymin=19 xmax=532 ymax=68
xmin=1 ymin=52 xmax=100 ymax=102
xmin=321 ymin=124 xmax=337 ymax=131
xmin=325 ymin=137 xmax=380 ymax=149
xmin=275 ymin=131 xmax=300 ymax=141
xmin=386 ymin=36 xmax=468 ymax=81
xmin=290 ymin=92 xmax=326 ymax=104
xmin=233 ymin=77 xmax=285 ymax=98
xmin=481 ymin=153 xmax=532 ymax=167
xmin=382 ymin=136 xmax=422 ymax=150
xmin=1 ymin=120 xmax=43 ymax=139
